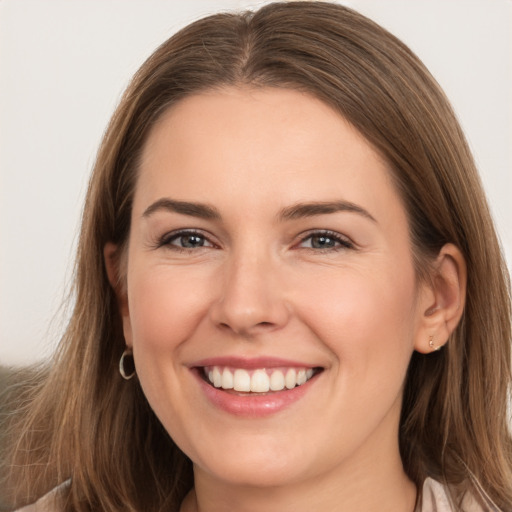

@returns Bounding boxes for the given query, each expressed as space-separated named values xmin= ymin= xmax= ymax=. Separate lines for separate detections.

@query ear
xmin=104 ymin=242 xmax=133 ymax=348
xmin=414 ymin=243 xmax=467 ymax=354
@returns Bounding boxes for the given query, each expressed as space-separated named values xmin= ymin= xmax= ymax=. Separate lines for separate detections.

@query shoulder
xmin=419 ymin=477 xmax=501 ymax=512
xmin=12 ymin=481 xmax=69 ymax=512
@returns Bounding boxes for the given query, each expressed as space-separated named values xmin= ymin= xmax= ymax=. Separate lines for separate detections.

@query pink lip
xmin=190 ymin=357 xmax=322 ymax=418
xmin=190 ymin=356 xmax=317 ymax=369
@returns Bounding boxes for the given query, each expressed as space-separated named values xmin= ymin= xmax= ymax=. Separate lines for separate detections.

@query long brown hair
xmin=2 ymin=2 xmax=511 ymax=510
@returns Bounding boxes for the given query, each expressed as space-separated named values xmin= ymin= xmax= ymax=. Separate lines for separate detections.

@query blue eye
xmin=176 ymin=234 xmax=206 ymax=248
xmin=160 ymin=230 xmax=213 ymax=250
xmin=299 ymin=231 xmax=353 ymax=250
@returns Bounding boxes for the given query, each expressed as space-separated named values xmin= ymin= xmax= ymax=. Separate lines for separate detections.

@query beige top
xmin=14 ymin=477 xmax=497 ymax=512
xmin=418 ymin=478 xmax=499 ymax=511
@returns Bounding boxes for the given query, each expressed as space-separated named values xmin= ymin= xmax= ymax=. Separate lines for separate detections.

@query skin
xmin=105 ymin=87 xmax=466 ymax=512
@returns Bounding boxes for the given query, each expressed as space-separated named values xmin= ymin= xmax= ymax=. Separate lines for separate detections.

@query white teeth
xmin=270 ymin=370 xmax=285 ymax=391
xmin=222 ymin=368 xmax=234 ymax=389
xmin=213 ymin=367 xmax=222 ymax=388
xmin=285 ymin=368 xmax=297 ymax=389
xmin=233 ymin=369 xmax=251 ymax=392
xmin=251 ymin=369 xmax=270 ymax=392
xmin=205 ymin=366 xmax=317 ymax=392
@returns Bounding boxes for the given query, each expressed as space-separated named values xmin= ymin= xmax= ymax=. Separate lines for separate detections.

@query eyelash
xmin=156 ymin=229 xmax=214 ymax=252
xmin=155 ymin=229 xmax=355 ymax=252
xmin=296 ymin=230 xmax=355 ymax=251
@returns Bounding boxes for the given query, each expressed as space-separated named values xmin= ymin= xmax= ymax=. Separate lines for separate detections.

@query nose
xmin=209 ymin=250 xmax=291 ymax=338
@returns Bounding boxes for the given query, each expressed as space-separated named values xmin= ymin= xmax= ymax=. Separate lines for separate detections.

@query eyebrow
xmin=142 ymin=198 xmax=376 ymax=223
xmin=142 ymin=198 xmax=221 ymax=220
xmin=278 ymin=201 xmax=377 ymax=223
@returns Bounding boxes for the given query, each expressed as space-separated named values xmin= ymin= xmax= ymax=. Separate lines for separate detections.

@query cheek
xmin=126 ymin=265 xmax=214 ymax=353
xmin=295 ymin=263 xmax=418 ymax=370
xmin=123 ymin=264 xmax=217 ymax=436
xmin=296 ymin=264 xmax=418 ymax=435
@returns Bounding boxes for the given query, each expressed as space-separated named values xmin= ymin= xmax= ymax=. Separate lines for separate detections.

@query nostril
xmin=217 ymin=319 xmax=278 ymax=336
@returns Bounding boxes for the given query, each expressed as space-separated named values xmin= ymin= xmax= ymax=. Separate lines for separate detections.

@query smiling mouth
xmin=200 ymin=366 xmax=323 ymax=394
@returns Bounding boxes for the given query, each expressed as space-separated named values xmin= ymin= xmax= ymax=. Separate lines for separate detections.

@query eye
xmin=298 ymin=230 xmax=354 ymax=250
xmin=159 ymin=230 xmax=214 ymax=250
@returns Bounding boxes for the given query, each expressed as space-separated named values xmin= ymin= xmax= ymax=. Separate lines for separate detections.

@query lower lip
xmin=192 ymin=369 xmax=318 ymax=417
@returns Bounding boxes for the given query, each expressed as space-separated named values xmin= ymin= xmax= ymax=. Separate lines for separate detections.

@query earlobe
xmin=414 ymin=243 xmax=467 ymax=354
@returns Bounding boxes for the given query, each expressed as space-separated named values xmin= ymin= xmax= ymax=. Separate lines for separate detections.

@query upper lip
xmin=189 ymin=356 xmax=320 ymax=369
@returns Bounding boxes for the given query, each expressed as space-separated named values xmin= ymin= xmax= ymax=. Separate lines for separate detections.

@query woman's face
xmin=119 ymin=87 xmax=431 ymax=488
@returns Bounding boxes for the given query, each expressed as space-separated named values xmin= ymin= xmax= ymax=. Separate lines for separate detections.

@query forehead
xmin=134 ymin=86 xmax=404 ymax=227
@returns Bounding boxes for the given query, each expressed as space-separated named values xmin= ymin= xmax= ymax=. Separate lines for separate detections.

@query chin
xmin=190 ymin=434 xmax=316 ymax=488
xmin=201 ymin=458 xmax=306 ymax=488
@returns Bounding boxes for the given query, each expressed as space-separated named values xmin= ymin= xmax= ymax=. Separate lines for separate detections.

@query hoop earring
xmin=119 ymin=349 xmax=136 ymax=380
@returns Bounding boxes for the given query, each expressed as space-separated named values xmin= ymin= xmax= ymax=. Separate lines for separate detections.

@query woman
xmin=2 ymin=2 xmax=511 ymax=511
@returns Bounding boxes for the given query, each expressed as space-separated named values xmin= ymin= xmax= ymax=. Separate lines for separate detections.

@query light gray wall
xmin=1 ymin=0 xmax=511 ymax=366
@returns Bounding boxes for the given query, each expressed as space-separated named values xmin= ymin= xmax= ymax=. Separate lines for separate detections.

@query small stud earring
xmin=428 ymin=335 xmax=442 ymax=352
